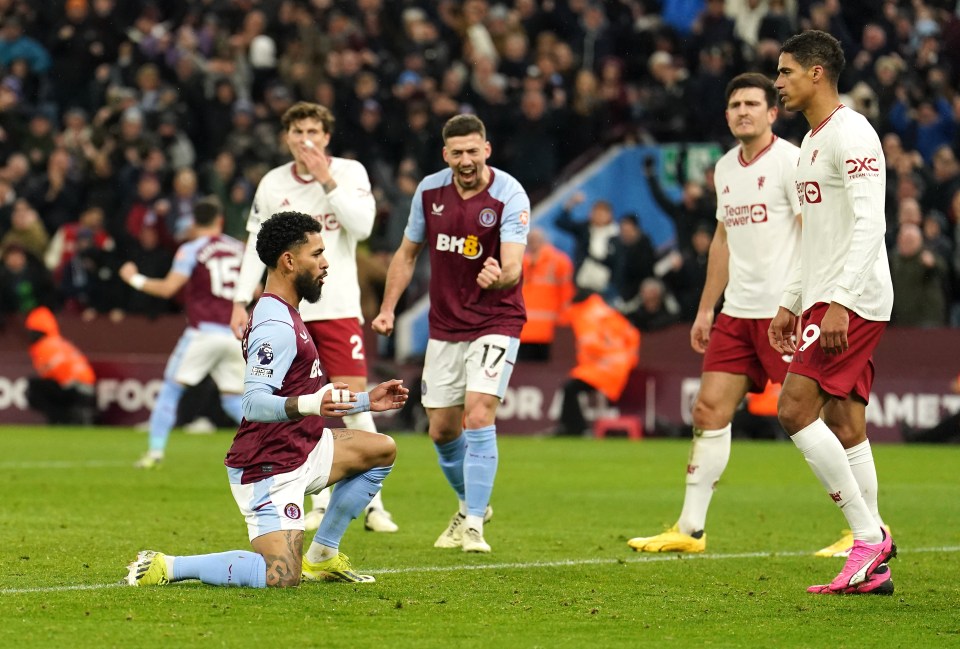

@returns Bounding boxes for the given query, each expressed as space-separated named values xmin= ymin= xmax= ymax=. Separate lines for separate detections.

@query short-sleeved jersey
xmin=785 ymin=105 xmax=893 ymax=320
xmin=225 ymin=293 xmax=325 ymax=484
xmin=236 ymin=158 xmax=376 ymax=321
xmin=404 ymin=167 xmax=530 ymax=341
xmin=172 ymin=234 xmax=244 ymax=328
xmin=714 ymin=136 xmax=802 ymax=319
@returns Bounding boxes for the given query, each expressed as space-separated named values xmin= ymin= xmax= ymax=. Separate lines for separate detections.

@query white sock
xmin=677 ymin=424 xmax=731 ymax=535
xmin=165 ymin=555 xmax=176 ymax=576
xmin=305 ymin=542 xmax=337 ymax=563
xmin=846 ymin=439 xmax=886 ymax=529
xmin=311 ymin=487 xmax=331 ymax=511
xmin=791 ymin=419 xmax=881 ymax=543
xmin=367 ymin=490 xmax=385 ymax=512
xmin=458 ymin=499 xmax=468 ymax=516
xmin=464 ymin=514 xmax=483 ymax=533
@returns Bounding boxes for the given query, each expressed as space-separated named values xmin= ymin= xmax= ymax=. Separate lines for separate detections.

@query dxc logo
xmin=845 ymin=158 xmax=878 ymax=174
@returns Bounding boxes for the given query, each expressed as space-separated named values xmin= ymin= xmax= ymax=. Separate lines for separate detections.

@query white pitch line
xmin=3 ymin=546 xmax=958 ymax=595
xmin=0 ymin=460 xmax=130 ymax=470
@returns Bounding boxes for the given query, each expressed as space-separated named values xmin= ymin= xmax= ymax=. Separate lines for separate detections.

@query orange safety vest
xmin=25 ymin=307 xmax=96 ymax=387
xmin=746 ymin=380 xmax=780 ymax=416
xmin=566 ymin=293 xmax=640 ymax=401
xmin=520 ymin=244 xmax=575 ymax=344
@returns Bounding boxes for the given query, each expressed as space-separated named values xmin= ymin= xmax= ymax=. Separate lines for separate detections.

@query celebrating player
xmin=769 ymin=30 xmax=895 ymax=595
xmin=628 ymin=73 xmax=803 ymax=553
xmin=372 ymin=114 xmax=529 ymax=553
xmin=124 ymin=212 xmax=408 ymax=588
xmin=121 ymin=197 xmax=245 ymax=468
xmin=229 ymin=102 xmax=397 ymax=532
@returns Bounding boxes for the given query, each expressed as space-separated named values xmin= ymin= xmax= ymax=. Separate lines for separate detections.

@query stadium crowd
xmin=0 ymin=0 xmax=959 ymax=331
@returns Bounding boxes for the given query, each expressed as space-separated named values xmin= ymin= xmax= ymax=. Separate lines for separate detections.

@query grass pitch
xmin=1 ymin=426 xmax=958 ymax=648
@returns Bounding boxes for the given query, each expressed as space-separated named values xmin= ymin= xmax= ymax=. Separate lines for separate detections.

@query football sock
xmin=312 ymin=465 xmax=392 ymax=550
xmin=791 ymin=419 xmax=881 ymax=543
xmin=463 ymin=425 xmax=497 ymax=519
xmin=171 ymin=551 xmax=266 ymax=588
xmin=148 ymin=380 xmax=184 ymax=453
xmin=846 ymin=439 xmax=886 ymax=529
xmin=220 ymin=394 xmax=243 ymax=424
xmin=435 ymin=435 xmax=467 ymax=501
xmin=677 ymin=424 xmax=731 ymax=535
xmin=343 ymin=411 xmax=389 ymax=512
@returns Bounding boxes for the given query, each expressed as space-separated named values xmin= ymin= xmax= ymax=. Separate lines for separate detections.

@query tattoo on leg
xmin=261 ymin=531 xmax=303 ymax=588
xmin=331 ymin=428 xmax=354 ymax=441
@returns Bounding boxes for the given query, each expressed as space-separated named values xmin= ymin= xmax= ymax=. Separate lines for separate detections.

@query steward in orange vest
xmin=24 ymin=306 xmax=97 ymax=424
xmin=519 ymin=229 xmax=574 ymax=362
xmin=555 ymin=291 xmax=640 ymax=436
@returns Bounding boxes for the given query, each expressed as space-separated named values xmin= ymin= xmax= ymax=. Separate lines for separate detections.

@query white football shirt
xmin=780 ymin=105 xmax=894 ymax=320
xmin=714 ymin=136 xmax=802 ymax=318
xmin=235 ymin=158 xmax=376 ymax=321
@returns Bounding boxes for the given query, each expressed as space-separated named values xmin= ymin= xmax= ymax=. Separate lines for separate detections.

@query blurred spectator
xmin=222 ymin=177 xmax=253 ymax=242
xmin=167 ymin=167 xmax=200 ymax=242
xmin=24 ymin=305 xmax=96 ymax=425
xmin=44 ymin=204 xmax=113 ymax=279
xmin=901 ymin=373 xmax=960 ymax=443
xmin=643 ymin=155 xmax=715 ymax=250
xmin=0 ymin=244 xmax=56 ymax=317
xmin=636 ymin=51 xmax=690 ymax=143
xmin=0 ymin=198 xmax=48 ymax=259
xmin=122 ymin=225 xmax=173 ymax=318
xmin=22 ymin=111 xmax=57 ymax=174
xmin=889 ymin=90 xmax=956 ymax=164
xmin=123 ymin=171 xmax=173 ymax=250
xmin=57 ymin=218 xmax=123 ymax=320
xmin=925 ymin=145 xmax=960 ymax=223
xmin=555 ymin=191 xmax=620 ymax=296
xmin=48 ymin=0 xmax=103 ymax=110
xmin=518 ymin=228 xmax=574 ymax=362
xmin=630 ymin=277 xmax=681 ymax=332
xmin=502 ymin=89 xmax=559 ymax=199
xmin=156 ymin=111 xmax=196 ymax=171
xmin=0 ymin=16 xmax=51 ymax=77
xmin=554 ymin=290 xmax=640 ymax=436
xmin=662 ymin=224 xmax=713 ymax=320
xmin=613 ymin=213 xmax=656 ymax=309
xmin=25 ymin=147 xmax=84 ymax=233
xmin=890 ymin=223 xmax=947 ymax=327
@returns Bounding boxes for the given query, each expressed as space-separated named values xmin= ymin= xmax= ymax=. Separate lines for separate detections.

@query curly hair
xmin=255 ymin=211 xmax=322 ymax=268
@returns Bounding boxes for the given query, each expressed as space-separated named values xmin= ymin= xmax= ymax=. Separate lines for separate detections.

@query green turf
xmin=1 ymin=427 xmax=958 ymax=648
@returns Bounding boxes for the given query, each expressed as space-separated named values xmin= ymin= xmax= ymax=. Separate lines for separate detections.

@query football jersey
xmin=714 ymin=136 xmax=802 ymax=318
xmin=405 ymin=167 xmax=530 ymax=341
xmin=225 ymin=293 xmax=325 ymax=484
xmin=171 ymin=233 xmax=244 ymax=328
xmin=235 ymin=158 xmax=376 ymax=321
xmin=782 ymin=105 xmax=894 ymax=320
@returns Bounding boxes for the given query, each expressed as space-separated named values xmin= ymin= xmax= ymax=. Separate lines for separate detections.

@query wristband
xmin=129 ymin=273 xmax=147 ymax=290
xmin=344 ymin=391 xmax=370 ymax=416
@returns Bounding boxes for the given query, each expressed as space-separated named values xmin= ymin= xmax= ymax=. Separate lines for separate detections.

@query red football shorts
xmin=304 ymin=317 xmax=368 ymax=378
xmin=787 ymin=302 xmax=886 ymax=401
xmin=703 ymin=314 xmax=789 ymax=392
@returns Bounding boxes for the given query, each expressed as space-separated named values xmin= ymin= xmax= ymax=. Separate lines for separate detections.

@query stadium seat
xmin=593 ymin=415 xmax=643 ymax=440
